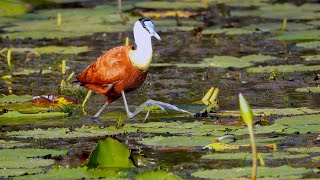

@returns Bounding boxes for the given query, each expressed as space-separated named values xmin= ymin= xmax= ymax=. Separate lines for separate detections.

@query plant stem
xmin=248 ymin=123 xmax=257 ymax=180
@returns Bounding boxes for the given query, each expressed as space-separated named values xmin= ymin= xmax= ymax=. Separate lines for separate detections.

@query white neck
xmin=129 ymin=21 xmax=153 ymax=71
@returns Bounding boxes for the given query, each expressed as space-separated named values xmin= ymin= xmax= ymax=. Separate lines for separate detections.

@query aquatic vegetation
xmin=6 ymin=125 xmax=138 ymax=139
xmin=86 ymin=138 xmax=134 ymax=168
xmin=11 ymin=46 xmax=90 ymax=55
xmin=247 ymin=64 xmax=320 ymax=73
xmin=0 ymin=140 xmax=30 ymax=149
xmin=192 ymin=165 xmax=312 ymax=179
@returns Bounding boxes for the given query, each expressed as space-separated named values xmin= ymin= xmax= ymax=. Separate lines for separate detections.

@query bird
xmin=77 ymin=18 xmax=191 ymax=120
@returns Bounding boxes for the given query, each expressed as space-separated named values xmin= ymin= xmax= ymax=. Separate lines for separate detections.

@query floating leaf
xmin=86 ymin=138 xmax=134 ymax=168
xmin=0 ymin=140 xmax=30 ymax=149
xmin=0 ymin=148 xmax=66 ymax=177
xmin=202 ymin=28 xmax=255 ymax=35
xmin=201 ymin=152 xmax=309 ymax=160
xmin=134 ymin=170 xmax=182 ymax=180
xmin=243 ymin=22 xmax=315 ymax=32
xmin=0 ymin=0 xmax=31 ymax=17
xmin=205 ymin=142 xmax=242 ymax=151
xmin=247 ymin=64 xmax=320 ymax=73
xmin=0 ymin=94 xmax=32 ymax=103
xmin=7 ymin=125 xmax=137 ymax=139
xmin=295 ymin=87 xmax=320 ymax=93
xmin=135 ymin=1 xmax=206 ymax=10
xmin=269 ymin=30 xmax=320 ymax=41
xmin=139 ymin=135 xmax=217 ymax=147
xmin=296 ymin=41 xmax=320 ymax=49
xmin=302 ymin=55 xmax=320 ymax=61
xmin=11 ymin=46 xmax=90 ymax=54
xmin=287 ymin=147 xmax=320 ymax=154
xmin=19 ymin=166 xmax=127 ymax=179
xmin=232 ymin=3 xmax=320 ymax=20
xmin=192 ymin=165 xmax=312 ymax=179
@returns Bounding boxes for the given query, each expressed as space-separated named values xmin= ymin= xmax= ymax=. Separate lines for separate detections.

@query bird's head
xmin=134 ymin=18 xmax=161 ymax=41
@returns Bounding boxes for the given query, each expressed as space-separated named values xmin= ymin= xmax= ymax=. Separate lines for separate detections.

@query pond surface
xmin=0 ymin=0 xmax=320 ymax=179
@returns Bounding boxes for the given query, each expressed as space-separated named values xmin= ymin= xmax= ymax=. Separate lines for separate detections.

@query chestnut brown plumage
xmin=77 ymin=18 xmax=190 ymax=119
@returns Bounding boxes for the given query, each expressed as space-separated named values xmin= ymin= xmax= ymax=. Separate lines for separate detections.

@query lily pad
xmin=86 ymin=138 xmax=134 ymax=168
xmin=0 ymin=94 xmax=32 ymax=103
xmin=134 ymin=170 xmax=182 ymax=180
xmin=0 ymin=168 xmax=44 ymax=178
xmin=130 ymin=121 xmax=241 ymax=136
xmin=295 ymin=87 xmax=320 ymax=93
xmin=139 ymin=135 xmax=217 ymax=147
xmin=203 ymin=54 xmax=276 ymax=68
xmin=302 ymin=55 xmax=320 ymax=61
xmin=2 ymin=5 xmax=133 ymax=40
xmin=0 ymin=103 xmax=51 ymax=113
xmin=12 ymin=68 xmax=53 ymax=75
xmin=216 ymin=107 xmax=320 ymax=117
xmin=209 ymin=0 xmax=268 ymax=7
xmin=6 ymin=125 xmax=137 ymax=139
xmin=269 ymin=30 xmax=320 ymax=41
xmin=192 ymin=165 xmax=312 ymax=179
xmin=247 ymin=64 xmax=320 ymax=73
xmin=0 ymin=140 xmax=30 ymax=149
xmin=202 ymin=28 xmax=255 ymax=35
xmin=232 ymin=3 xmax=320 ymax=20
xmin=287 ymin=147 xmax=320 ymax=154
xmin=0 ymin=0 xmax=31 ymax=17
xmin=135 ymin=1 xmax=206 ymax=10
xmin=296 ymin=41 xmax=320 ymax=49
xmin=201 ymin=152 xmax=310 ymax=160
xmin=11 ymin=46 xmax=90 ymax=54
xmin=243 ymin=22 xmax=315 ymax=32
xmin=17 ymin=166 xmax=127 ymax=179
xmin=0 ymin=148 xmax=66 ymax=177
xmin=275 ymin=114 xmax=320 ymax=126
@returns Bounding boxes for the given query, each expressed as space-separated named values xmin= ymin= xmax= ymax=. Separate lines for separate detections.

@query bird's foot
xmin=141 ymin=99 xmax=192 ymax=122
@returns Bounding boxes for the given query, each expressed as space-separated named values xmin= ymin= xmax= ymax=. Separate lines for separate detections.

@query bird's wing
xmin=77 ymin=46 xmax=132 ymax=86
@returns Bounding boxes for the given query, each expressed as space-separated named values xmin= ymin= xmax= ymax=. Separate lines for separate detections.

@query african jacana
xmin=77 ymin=18 xmax=190 ymax=120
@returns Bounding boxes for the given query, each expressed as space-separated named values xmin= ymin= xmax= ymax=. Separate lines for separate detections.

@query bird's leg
xmin=121 ymin=91 xmax=192 ymax=121
xmin=93 ymin=102 xmax=109 ymax=118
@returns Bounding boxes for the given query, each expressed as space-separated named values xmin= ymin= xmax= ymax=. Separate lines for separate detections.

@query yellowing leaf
xmin=204 ymin=142 xmax=243 ymax=151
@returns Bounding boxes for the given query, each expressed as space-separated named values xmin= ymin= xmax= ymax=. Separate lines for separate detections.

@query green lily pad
xmin=0 ymin=103 xmax=51 ymax=114
xmin=275 ymin=114 xmax=320 ymax=126
xmin=201 ymin=152 xmax=310 ymax=160
xmin=0 ymin=94 xmax=32 ymax=103
xmin=6 ymin=125 xmax=137 ymax=139
xmin=131 ymin=121 xmax=241 ymax=136
xmin=135 ymin=1 xmax=206 ymax=10
xmin=232 ymin=3 xmax=320 ymax=20
xmin=15 ymin=166 xmax=127 ymax=179
xmin=287 ymin=147 xmax=320 ymax=154
xmin=139 ymin=135 xmax=217 ymax=147
xmin=11 ymin=46 xmax=90 ymax=54
xmin=134 ymin=170 xmax=182 ymax=180
xmin=0 ymin=0 xmax=31 ymax=17
xmin=0 ymin=148 xmax=66 ymax=177
xmin=2 ymin=5 xmax=133 ymax=40
xmin=216 ymin=107 xmax=320 ymax=117
xmin=233 ymin=123 xmax=288 ymax=135
xmin=243 ymin=22 xmax=315 ymax=32
xmin=302 ymin=55 xmax=320 ymax=61
xmin=295 ymin=87 xmax=320 ymax=93
xmin=202 ymin=28 xmax=255 ymax=35
xmin=12 ymin=68 xmax=53 ymax=75
xmin=296 ymin=41 xmax=320 ymax=49
xmin=283 ymin=124 xmax=320 ymax=134
xmin=0 ymin=140 xmax=30 ymax=149
xmin=247 ymin=64 xmax=320 ymax=73
xmin=0 ymin=168 xmax=44 ymax=178
xmin=209 ymin=0 xmax=268 ymax=7
xmin=203 ymin=54 xmax=276 ymax=68
xmin=86 ymin=138 xmax=134 ymax=168
xmin=312 ymin=156 xmax=320 ymax=162
xmin=192 ymin=165 xmax=311 ymax=179
xmin=269 ymin=30 xmax=320 ymax=41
